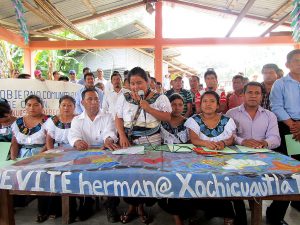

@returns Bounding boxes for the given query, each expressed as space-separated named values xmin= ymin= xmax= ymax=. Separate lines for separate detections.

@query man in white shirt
xmin=68 ymin=88 xmax=119 ymax=222
xmin=69 ymin=88 xmax=118 ymax=150
xmin=75 ymin=72 xmax=104 ymax=114
xmin=95 ymin=68 xmax=107 ymax=85
xmin=102 ymin=71 xmax=123 ymax=118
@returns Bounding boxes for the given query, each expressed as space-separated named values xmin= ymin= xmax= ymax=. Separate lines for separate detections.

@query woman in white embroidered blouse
xmin=45 ymin=95 xmax=76 ymax=149
xmin=160 ymin=93 xmax=188 ymax=144
xmin=185 ymin=90 xmax=236 ymax=150
xmin=115 ymin=67 xmax=172 ymax=147
xmin=115 ymin=67 xmax=171 ymax=224
xmin=11 ymin=95 xmax=48 ymax=159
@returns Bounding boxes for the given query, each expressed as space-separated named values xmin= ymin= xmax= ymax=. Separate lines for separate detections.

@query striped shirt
xmin=165 ymin=88 xmax=193 ymax=115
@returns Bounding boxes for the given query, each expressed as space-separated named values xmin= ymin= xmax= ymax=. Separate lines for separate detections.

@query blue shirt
xmin=77 ymin=77 xmax=85 ymax=85
xmin=75 ymin=86 xmax=104 ymax=114
xmin=270 ymin=74 xmax=300 ymax=121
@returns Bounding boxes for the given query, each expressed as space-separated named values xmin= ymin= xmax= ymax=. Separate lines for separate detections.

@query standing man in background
xmin=261 ymin=64 xmax=280 ymax=110
xmin=165 ymin=74 xmax=193 ymax=118
xmin=268 ymin=49 xmax=300 ymax=225
xmin=77 ymin=67 xmax=91 ymax=85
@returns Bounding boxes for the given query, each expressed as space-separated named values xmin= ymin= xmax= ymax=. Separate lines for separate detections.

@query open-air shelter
xmin=0 ymin=0 xmax=297 ymax=81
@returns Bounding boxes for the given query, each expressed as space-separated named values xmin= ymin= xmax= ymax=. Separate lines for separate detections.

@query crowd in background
xmin=1 ymin=49 xmax=300 ymax=225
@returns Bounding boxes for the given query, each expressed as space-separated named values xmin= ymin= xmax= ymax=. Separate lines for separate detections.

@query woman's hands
xmin=119 ymin=134 xmax=131 ymax=148
xmin=131 ymin=91 xmax=151 ymax=112
xmin=203 ymin=140 xmax=225 ymax=150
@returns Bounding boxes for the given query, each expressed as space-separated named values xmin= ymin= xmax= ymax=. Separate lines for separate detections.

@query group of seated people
xmin=1 ymin=49 xmax=300 ymax=225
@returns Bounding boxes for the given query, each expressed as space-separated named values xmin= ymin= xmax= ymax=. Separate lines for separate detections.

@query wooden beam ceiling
xmin=226 ymin=0 xmax=256 ymax=37
xmin=0 ymin=27 xmax=26 ymax=48
xmin=260 ymin=12 xmax=291 ymax=37
xmin=82 ymin=0 xmax=97 ymax=15
xmin=33 ymin=0 xmax=93 ymax=39
xmin=36 ymin=1 xmax=145 ymax=33
xmin=164 ymin=0 xmax=291 ymax=27
xmin=22 ymin=1 xmax=57 ymax=26
xmin=268 ymin=0 xmax=292 ymax=19
xmin=28 ymin=36 xmax=293 ymax=50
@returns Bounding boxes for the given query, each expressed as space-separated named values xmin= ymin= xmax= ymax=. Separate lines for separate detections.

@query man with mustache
xmin=226 ymin=81 xmax=281 ymax=225
xmin=102 ymin=71 xmax=124 ymax=119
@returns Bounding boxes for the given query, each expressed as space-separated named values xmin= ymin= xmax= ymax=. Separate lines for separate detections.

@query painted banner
xmin=0 ymin=79 xmax=81 ymax=116
xmin=1 ymin=149 xmax=300 ymax=198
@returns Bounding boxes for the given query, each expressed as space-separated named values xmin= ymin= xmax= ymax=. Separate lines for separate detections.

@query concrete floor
xmin=14 ymin=199 xmax=300 ymax=225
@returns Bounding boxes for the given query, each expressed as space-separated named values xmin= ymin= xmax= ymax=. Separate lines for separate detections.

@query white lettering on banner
xmin=155 ymin=177 xmax=173 ymax=197
xmin=48 ymin=171 xmax=62 ymax=192
xmin=231 ymin=182 xmax=241 ymax=196
xmin=195 ymin=180 xmax=206 ymax=197
xmin=93 ymin=180 xmax=104 ymax=195
xmin=281 ymin=181 xmax=293 ymax=194
xmin=0 ymin=170 xmax=298 ymax=197
xmin=0 ymin=170 xmax=13 ymax=189
xmin=79 ymin=173 xmax=93 ymax=194
xmin=143 ymin=180 xmax=156 ymax=197
xmin=78 ymin=174 xmax=173 ymax=197
xmin=114 ymin=181 xmax=130 ymax=196
xmin=176 ymin=173 xmax=197 ymax=197
xmin=16 ymin=170 xmax=34 ymax=190
xmin=131 ymin=181 xmax=146 ymax=197
xmin=62 ymin=172 xmax=72 ymax=193
xmin=292 ymin=174 xmax=300 ymax=192
xmin=31 ymin=171 xmax=45 ymax=191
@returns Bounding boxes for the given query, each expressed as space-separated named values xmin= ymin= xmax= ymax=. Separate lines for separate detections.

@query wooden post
xmin=0 ymin=189 xmax=15 ymax=225
xmin=249 ymin=199 xmax=262 ymax=225
xmin=154 ymin=0 xmax=163 ymax=82
xmin=23 ymin=48 xmax=34 ymax=77
xmin=62 ymin=195 xmax=70 ymax=224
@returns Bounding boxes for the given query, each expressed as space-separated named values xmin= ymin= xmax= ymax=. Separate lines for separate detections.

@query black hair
xmin=156 ymin=81 xmax=162 ymax=86
xmin=243 ymin=81 xmax=264 ymax=94
xmin=128 ymin=67 xmax=148 ymax=83
xmin=81 ymin=88 xmax=98 ymax=100
xmin=111 ymin=71 xmax=122 ymax=81
xmin=0 ymin=98 xmax=11 ymax=118
xmin=59 ymin=95 xmax=75 ymax=106
xmin=261 ymin=64 xmax=279 ymax=73
xmin=150 ymin=77 xmax=157 ymax=84
xmin=168 ymin=93 xmax=184 ymax=103
xmin=287 ymin=49 xmax=300 ymax=62
xmin=190 ymin=75 xmax=200 ymax=82
xmin=84 ymin=72 xmax=95 ymax=80
xmin=53 ymin=71 xmax=59 ymax=76
xmin=18 ymin=73 xmax=31 ymax=79
xmin=83 ymin=67 xmax=90 ymax=73
xmin=124 ymin=70 xmax=129 ymax=76
xmin=204 ymin=69 xmax=217 ymax=79
xmin=232 ymin=75 xmax=244 ymax=81
xmin=200 ymin=90 xmax=220 ymax=106
xmin=58 ymin=76 xmax=69 ymax=81
xmin=25 ymin=95 xmax=44 ymax=107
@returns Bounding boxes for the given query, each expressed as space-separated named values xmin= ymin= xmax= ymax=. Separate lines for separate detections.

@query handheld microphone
xmin=137 ymin=90 xmax=145 ymax=100
xmin=137 ymin=90 xmax=146 ymax=120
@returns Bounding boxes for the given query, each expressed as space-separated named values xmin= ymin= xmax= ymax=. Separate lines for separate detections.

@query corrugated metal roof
xmin=184 ymin=0 xmax=292 ymax=20
xmin=0 ymin=0 xmax=293 ymax=38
